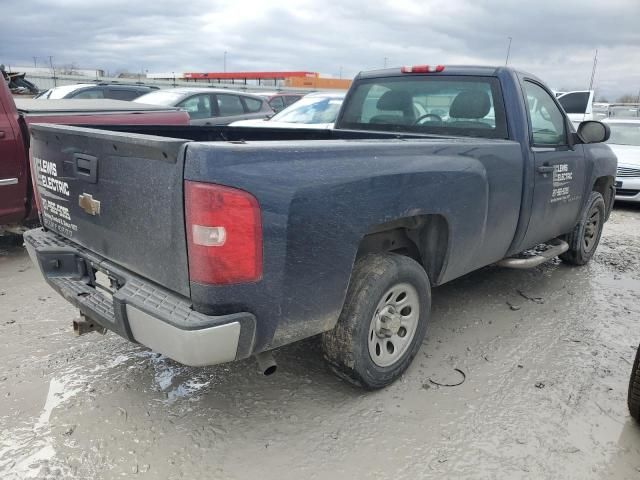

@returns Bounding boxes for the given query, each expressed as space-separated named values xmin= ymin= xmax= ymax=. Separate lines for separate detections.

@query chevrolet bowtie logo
xmin=78 ymin=193 xmax=101 ymax=216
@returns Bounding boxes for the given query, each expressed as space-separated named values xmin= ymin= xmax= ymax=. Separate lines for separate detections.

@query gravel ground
xmin=1 ymin=204 xmax=639 ymax=480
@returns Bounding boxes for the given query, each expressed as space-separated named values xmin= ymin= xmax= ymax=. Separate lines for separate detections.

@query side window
xmin=107 ymin=89 xmax=140 ymax=101
xmin=268 ymin=97 xmax=285 ymax=112
xmin=523 ymin=81 xmax=566 ymax=145
xmin=178 ymin=94 xmax=213 ymax=119
xmin=216 ymin=94 xmax=245 ymax=116
xmin=244 ymin=96 xmax=265 ymax=112
xmin=72 ymin=88 xmax=104 ymax=99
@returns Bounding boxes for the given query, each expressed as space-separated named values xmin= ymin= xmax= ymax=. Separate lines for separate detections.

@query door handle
xmin=0 ymin=178 xmax=19 ymax=186
xmin=0 ymin=130 xmax=5 ymax=139
xmin=537 ymin=165 xmax=555 ymax=174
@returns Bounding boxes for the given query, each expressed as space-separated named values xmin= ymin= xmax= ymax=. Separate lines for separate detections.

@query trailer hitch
xmin=73 ymin=314 xmax=107 ymax=336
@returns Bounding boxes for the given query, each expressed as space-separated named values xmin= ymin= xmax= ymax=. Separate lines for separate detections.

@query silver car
xmin=230 ymin=92 xmax=345 ymax=129
xmin=134 ymin=88 xmax=273 ymax=125
xmin=605 ymin=119 xmax=640 ymax=203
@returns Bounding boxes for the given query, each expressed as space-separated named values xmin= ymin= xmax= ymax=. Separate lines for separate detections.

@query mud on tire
xmin=560 ymin=191 xmax=606 ymax=266
xmin=321 ymin=253 xmax=431 ymax=389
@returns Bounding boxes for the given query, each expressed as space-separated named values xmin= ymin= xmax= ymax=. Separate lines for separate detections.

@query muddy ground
xmin=1 ymin=204 xmax=639 ymax=480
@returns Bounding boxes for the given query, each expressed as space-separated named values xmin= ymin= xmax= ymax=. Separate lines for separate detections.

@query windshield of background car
xmin=557 ymin=92 xmax=590 ymax=114
xmin=271 ymin=96 xmax=344 ymax=123
xmin=133 ymin=90 xmax=185 ymax=106
xmin=606 ymin=123 xmax=640 ymax=146
xmin=338 ymin=75 xmax=508 ymax=138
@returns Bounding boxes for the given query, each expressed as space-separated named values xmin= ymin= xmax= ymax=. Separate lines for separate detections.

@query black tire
xmin=629 ymin=344 xmax=640 ymax=421
xmin=560 ymin=191 xmax=606 ymax=266
xmin=322 ymin=253 xmax=431 ymax=389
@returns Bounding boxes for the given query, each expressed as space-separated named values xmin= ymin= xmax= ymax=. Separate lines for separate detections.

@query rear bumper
xmin=615 ymin=175 xmax=640 ymax=203
xmin=23 ymin=228 xmax=256 ymax=366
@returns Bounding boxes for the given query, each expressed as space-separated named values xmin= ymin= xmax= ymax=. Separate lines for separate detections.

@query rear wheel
xmin=322 ymin=253 xmax=430 ymax=389
xmin=628 ymin=345 xmax=640 ymax=421
xmin=560 ymin=191 xmax=605 ymax=266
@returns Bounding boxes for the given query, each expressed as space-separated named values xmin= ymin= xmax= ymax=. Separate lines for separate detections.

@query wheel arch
xmin=356 ymin=214 xmax=450 ymax=285
xmin=592 ymin=175 xmax=615 ymax=220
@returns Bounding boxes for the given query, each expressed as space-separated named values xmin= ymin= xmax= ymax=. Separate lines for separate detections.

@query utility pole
xmin=588 ymin=49 xmax=598 ymax=91
xmin=384 ymin=57 xmax=388 ymax=68
xmin=49 ymin=56 xmax=56 ymax=86
xmin=33 ymin=56 xmax=37 ymax=68
xmin=339 ymin=65 xmax=342 ymax=79
xmin=505 ymin=37 xmax=512 ymax=65
xmin=224 ymin=51 xmax=227 ymax=73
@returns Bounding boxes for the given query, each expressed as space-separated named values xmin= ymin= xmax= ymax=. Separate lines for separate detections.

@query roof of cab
xmin=357 ymin=65 xmax=505 ymax=79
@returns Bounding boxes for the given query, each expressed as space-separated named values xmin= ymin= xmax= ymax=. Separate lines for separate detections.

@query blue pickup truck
xmin=24 ymin=65 xmax=617 ymax=389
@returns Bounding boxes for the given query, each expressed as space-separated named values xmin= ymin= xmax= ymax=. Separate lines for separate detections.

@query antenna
xmin=505 ymin=37 xmax=512 ymax=65
xmin=588 ymin=49 xmax=598 ymax=91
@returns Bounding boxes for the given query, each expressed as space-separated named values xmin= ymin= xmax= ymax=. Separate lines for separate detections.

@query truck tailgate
xmin=30 ymin=124 xmax=191 ymax=297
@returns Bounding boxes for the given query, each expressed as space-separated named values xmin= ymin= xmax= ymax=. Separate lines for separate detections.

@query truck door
xmin=519 ymin=80 xmax=587 ymax=249
xmin=0 ymin=97 xmax=27 ymax=224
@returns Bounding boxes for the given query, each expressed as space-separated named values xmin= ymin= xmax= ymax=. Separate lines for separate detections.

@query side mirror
xmin=577 ymin=120 xmax=610 ymax=144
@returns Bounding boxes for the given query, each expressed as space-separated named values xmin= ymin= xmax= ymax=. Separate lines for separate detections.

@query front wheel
xmin=322 ymin=253 xmax=431 ymax=389
xmin=560 ymin=191 xmax=606 ymax=266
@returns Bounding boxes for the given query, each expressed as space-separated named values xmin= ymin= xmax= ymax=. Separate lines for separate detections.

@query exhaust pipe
xmin=255 ymin=351 xmax=278 ymax=376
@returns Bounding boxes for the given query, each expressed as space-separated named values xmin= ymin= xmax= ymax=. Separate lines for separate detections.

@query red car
xmin=0 ymin=79 xmax=189 ymax=232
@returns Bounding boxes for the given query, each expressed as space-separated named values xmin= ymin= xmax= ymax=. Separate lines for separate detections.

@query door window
xmin=178 ymin=94 xmax=213 ymax=119
xmin=523 ymin=81 xmax=566 ymax=145
xmin=71 ymin=88 xmax=105 ymax=99
xmin=108 ymin=88 xmax=142 ymax=101
xmin=216 ymin=94 xmax=245 ymax=116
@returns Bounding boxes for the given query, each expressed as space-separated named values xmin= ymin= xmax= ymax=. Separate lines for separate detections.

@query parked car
xmin=0 ymin=78 xmax=189 ymax=233
xmin=629 ymin=344 xmax=640 ymax=421
xmin=133 ymin=88 xmax=273 ymax=125
xmin=230 ymin=92 xmax=345 ymax=128
xmin=604 ymin=119 xmax=640 ymax=203
xmin=24 ymin=65 xmax=616 ymax=389
xmin=35 ymin=83 xmax=159 ymax=101
xmin=257 ymin=92 xmax=304 ymax=113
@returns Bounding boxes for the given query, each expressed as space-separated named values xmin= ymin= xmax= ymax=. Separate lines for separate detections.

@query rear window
xmin=557 ymin=92 xmax=590 ymax=114
xmin=243 ymin=96 xmax=265 ymax=112
xmin=338 ymin=75 xmax=508 ymax=139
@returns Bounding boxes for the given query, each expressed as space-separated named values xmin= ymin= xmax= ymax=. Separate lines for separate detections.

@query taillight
xmin=185 ymin=181 xmax=262 ymax=285
xmin=400 ymin=65 xmax=445 ymax=73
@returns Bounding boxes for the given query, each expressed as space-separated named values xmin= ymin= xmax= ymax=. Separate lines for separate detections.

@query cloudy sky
xmin=3 ymin=0 xmax=640 ymax=99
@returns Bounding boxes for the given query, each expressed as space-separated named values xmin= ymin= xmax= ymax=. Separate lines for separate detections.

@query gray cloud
xmin=3 ymin=0 xmax=639 ymax=99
